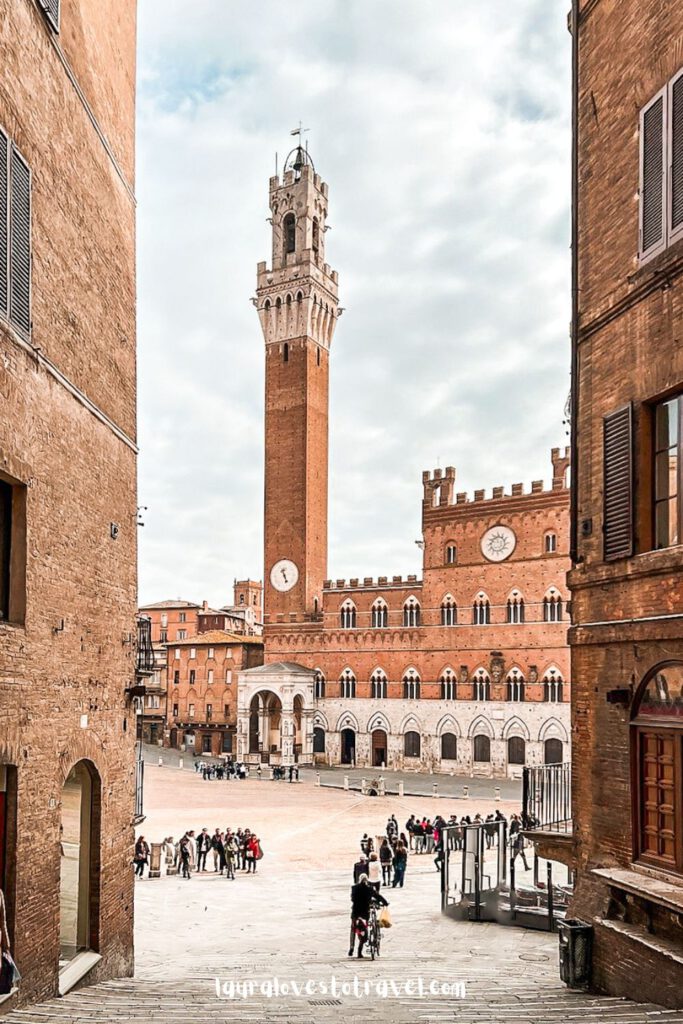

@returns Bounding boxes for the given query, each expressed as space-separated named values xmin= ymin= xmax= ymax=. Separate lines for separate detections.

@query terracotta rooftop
xmin=169 ymin=630 xmax=263 ymax=646
xmin=138 ymin=599 xmax=200 ymax=610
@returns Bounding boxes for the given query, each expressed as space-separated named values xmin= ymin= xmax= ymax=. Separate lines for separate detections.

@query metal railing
xmin=135 ymin=615 xmax=155 ymax=676
xmin=522 ymin=763 xmax=571 ymax=833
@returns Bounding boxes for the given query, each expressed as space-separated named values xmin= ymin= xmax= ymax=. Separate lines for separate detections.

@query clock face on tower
xmin=270 ymin=559 xmax=299 ymax=592
xmin=481 ymin=525 xmax=516 ymax=562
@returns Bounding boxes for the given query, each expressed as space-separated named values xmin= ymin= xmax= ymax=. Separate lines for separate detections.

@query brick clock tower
xmin=256 ymin=141 xmax=341 ymax=622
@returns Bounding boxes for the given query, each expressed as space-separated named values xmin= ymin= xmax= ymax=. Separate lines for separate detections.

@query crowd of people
xmin=133 ymin=827 xmax=264 ymax=879
xmin=193 ymin=760 xmax=249 ymax=780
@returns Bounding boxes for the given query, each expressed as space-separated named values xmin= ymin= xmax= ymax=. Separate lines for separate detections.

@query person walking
xmin=134 ymin=836 xmax=149 ymax=878
xmin=352 ymin=853 xmax=368 ymax=883
xmin=179 ymin=832 xmax=193 ymax=879
xmin=367 ymin=852 xmax=381 ymax=892
xmin=510 ymin=815 xmax=530 ymax=871
xmin=379 ymin=838 xmax=393 ymax=886
xmin=392 ymin=842 xmax=408 ymax=888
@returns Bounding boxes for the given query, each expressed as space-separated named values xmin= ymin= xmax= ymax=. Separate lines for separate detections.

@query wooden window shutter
xmin=669 ymin=70 xmax=683 ymax=244
xmin=37 ymin=0 xmax=60 ymax=32
xmin=0 ymin=129 xmax=7 ymax=318
xmin=639 ymin=89 xmax=666 ymax=261
xmin=603 ymin=404 xmax=634 ymax=561
xmin=9 ymin=147 xmax=31 ymax=336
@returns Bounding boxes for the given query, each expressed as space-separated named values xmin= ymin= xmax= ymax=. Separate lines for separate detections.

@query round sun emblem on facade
xmin=481 ymin=525 xmax=516 ymax=562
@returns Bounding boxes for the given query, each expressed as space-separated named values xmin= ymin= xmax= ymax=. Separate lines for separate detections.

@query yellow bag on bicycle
xmin=378 ymin=906 xmax=392 ymax=929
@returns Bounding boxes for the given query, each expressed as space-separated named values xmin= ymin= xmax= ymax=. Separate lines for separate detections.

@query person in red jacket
xmin=246 ymin=834 xmax=262 ymax=873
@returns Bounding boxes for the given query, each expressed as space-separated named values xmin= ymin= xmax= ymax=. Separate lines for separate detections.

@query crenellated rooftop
xmin=323 ymin=575 xmax=423 ymax=592
xmin=422 ymin=447 xmax=570 ymax=511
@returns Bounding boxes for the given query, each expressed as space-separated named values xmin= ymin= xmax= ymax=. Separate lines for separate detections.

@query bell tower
xmin=256 ymin=140 xmax=340 ymax=622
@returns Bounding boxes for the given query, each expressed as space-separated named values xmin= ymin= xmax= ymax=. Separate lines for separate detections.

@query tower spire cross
xmin=290 ymin=121 xmax=310 ymax=148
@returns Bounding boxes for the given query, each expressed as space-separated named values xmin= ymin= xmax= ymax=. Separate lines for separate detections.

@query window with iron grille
xmin=639 ymin=68 xmax=683 ymax=263
xmin=0 ymin=129 xmax=31 ymax=337
xmin=654 ymin=394 xmax=682 ymax=549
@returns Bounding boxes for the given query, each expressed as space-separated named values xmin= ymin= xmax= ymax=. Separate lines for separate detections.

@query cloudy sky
xmin=136 ymin=0 xmax=571 ymax=608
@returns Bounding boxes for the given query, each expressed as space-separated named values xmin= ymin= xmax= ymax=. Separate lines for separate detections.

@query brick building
xmin=235 ymin=143 xmax=572 ymax=775
xmin=563 ymin=0 xmax=683 ymax=1006
xmin=167 ymin=631 xmax=263 ymax=755
xmin=0 ymin=0 xmax=138 ymax=1006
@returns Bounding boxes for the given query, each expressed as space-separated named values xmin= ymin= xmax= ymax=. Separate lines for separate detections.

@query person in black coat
xmin=349 ymin=875 xmax=388 ymax=958
xmin=352 ymin=853 xmax=368 ymax=883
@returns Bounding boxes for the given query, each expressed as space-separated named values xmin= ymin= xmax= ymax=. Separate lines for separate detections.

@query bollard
xmin=495 ymin=786 xmax=501 ymax=801
xmin=432 ymin=782 xmax=439 ymax=798
xmin=463 ymin=785 xmax=469 ymax=799
xmin=361 ymin=778 xmax=367 ymax=796
xmin=178 ymin=757 xmax=184 ymax=770
xmin=398 ymin=781 xmax=404 ymax=797
xmin=148 ymin=843 xmax=162 ymax=879
xmin=343 ymin=775 xmax=349 ymax=790
xmin=158 ymin=756 xmax=163 ymax=767
xmin=316 ymin=772 xmax=321 ymax=787
xmin=379 ymin=776 xmax=386 ymax=796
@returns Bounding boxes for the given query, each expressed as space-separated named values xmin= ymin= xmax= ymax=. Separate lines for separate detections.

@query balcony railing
xmin=136 ymin=615 xmax=155 ymax=676
xmin=522 ymin=763 xmax=571 ymax=833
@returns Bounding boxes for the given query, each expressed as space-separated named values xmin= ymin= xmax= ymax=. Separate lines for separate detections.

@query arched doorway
xmin=59 ymin=761 xmax=101 ymax=962
xmin=371 ymin=729 xmax=387 ymax=767
xmin=544 ymin=738 xmax=563 ymax=764
xmin=250 ymin=692 xmax=282 ymax=760
xmin=341 ymin=728 xmax=355 ymax=765
xmin=313 ymin=727 xmax=325 ymax=753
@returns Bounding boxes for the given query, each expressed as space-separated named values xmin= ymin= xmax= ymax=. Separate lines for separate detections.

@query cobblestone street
xmin=7 ymin=768 xmax=683 ymax=1023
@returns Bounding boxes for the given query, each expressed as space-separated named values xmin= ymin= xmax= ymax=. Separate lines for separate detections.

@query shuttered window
xmin=37 ymin=0 xmax=60 ymax=32
xmin=0 ymin=130 xmax=7 ymax=318
xmin=603 ymin=404 xmax=633 ymax=561
xmin=9 ymin=149 xmax=31 ymax=336
xmin=670 ymin=70 xmax=683 ymax=244
xmin=640 ymin=89 xmax=666 ymax=260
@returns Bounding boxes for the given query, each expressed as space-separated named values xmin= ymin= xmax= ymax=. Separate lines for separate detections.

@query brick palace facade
xmin=236 ymin=144 xmax=572 ymax=777
xmin=0 ymin=0 xmax=138 ymax=1006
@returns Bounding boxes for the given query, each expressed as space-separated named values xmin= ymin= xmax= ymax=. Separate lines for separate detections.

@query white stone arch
xmin=435 ymin=714 xmax=462 ymax=738
xmin=313 ymin=709 xmax=329 ymax=731
xmin=506 ymin=587 xmax=524 ymax=601
xmin=471 ymin=589 xmax=490 ymax=603
xmin=502 ymin=715 xmax=531 ymax=741
xmin=472 ymin=665 xmax=491 ymax=681
xmin=367 ymin=711 xmax=391 ymax=734
xmin=541 ymin=662 xmax=564 ymax=680
xmin=538 ymin=717 xmax=569 ymax=743
xmin=439 ymin=664 xmax=456 ymax=681
xmin=336 ymin=710 xmax=360 ymax=733
xmin=468 ymin=714 xmax=495 ymax=739
xmin=399 ymin=713 xmax=422 ymax=735
xmin=544 ymin=585 xmax=562 ymax=599
xmin=506 ymin=665 xmax=526 ymax=681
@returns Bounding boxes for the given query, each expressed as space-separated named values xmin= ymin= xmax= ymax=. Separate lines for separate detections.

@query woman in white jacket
xmin=367 ymin=852 xmax=381 ymax=892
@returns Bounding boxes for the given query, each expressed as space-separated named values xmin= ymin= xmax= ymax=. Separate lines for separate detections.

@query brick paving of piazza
xmin=8 ymin=767 xmax=683 ymax=1024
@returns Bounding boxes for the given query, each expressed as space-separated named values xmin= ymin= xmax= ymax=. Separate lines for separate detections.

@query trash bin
xmin=558 ymin=919 xmax=592 ymax=988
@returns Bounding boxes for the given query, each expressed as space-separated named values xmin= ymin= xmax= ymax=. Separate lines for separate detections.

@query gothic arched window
xmin=508 ymin=736 xmax=526 ymax=765
xmin=543 ymin=590 xmax=563 ymax=622
xmin=440 ymin=667 xmax=456 ymax=700
xmin=473 ymin=594 xmax=491 ymax=625
xmin=314 ymin=669 xmax=326 ymax=700
xmin=404 ymin=731 xmax=421 ymax=758
xmin=312 ymin=216 xmax=320 ymax=254
xmin=545 ymin=532 xmax=558 ymax=553
xmin=371 ymin=599 xmax=388 ymax=629
xmin=543 ymin=668 xmax=564 ymax=702
xmin=506 ymin=668 xmax=525 ymax=702
xmin=371 ymin=668 xmax=388 ymax=699
xmin=403 ymin=597 xmax=421 ymax=628
xmin=283 ymin=212 xmax=296 ymax=256
xmin=339 ymin=668 xmax=356 ymax=699
xmin=441 ymin=595 xmax=457 ymax=626
xmin=340 ymin=600 xmax=356 ymax=630
xmin=441 ymin=733 xmax=457 ymax=760
xmin=472 ymin=668 xmax=491 ymax=701
xmin=402 ymin=668 xmax=421 ymax=700
xmin=506 ymin=592 xmax=525 ymax=624
xmin=473 ymin=735 xmax=491 ymax=762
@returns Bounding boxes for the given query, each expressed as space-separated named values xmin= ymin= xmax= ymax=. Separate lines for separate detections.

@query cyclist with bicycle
xmin=349 ymin=873 xmax=389 ymax=959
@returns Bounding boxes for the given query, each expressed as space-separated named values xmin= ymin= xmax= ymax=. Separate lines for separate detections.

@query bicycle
xmin=366 ymin=904 xmax=381 ymax=960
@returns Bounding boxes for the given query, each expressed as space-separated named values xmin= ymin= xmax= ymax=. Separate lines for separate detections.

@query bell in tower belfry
xmin=256 ymin=137 xmax=342 ymax=623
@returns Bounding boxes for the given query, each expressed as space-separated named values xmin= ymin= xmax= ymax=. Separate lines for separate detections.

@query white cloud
xmin=136 ymin=0 xmax=571 ymax=606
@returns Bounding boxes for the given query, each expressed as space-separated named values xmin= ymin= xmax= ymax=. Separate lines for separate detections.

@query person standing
xmin=211 ymin=829 xmax=224 ymax=873
xmin=247 ymin=834 xmax=262 ymax=873
xmin=379 ymin=838 xmax=393 ymax=886
xmin=348 ymin=875 xmax=388 ymax=959
xmin=224 ymin=833 xmax=237 ymax=880
xmin=352 ymin=853 xmax=367 ymax=883
xmin=179 ymin=832 xmax=192 ymax=879
xmin=392 ymin=842 xmax=408 ymax=888
xmin=196 ymin=828 xmax=211 ymax=871
xmin=134 ymin=836 xmax=149 ymax=878
xmin=405 ymin=815 xmax=416 ymax=850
